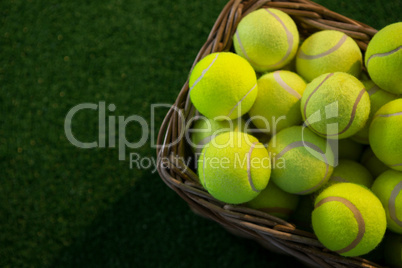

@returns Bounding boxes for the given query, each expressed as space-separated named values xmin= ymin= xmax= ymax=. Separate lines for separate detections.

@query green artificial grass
xmin=0 ymin=0 xmax=400 ymax=267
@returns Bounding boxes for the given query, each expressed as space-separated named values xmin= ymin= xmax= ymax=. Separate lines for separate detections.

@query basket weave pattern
xmin=156 ymin=1 xmax=381 ymax=267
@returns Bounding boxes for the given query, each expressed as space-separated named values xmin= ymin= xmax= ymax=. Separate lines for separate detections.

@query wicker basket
xmin=156 ymin=1 xmax=383 ymax=267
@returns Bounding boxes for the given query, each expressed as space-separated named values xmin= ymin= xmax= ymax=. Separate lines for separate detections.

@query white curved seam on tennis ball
xmin=367 ymin=84 xmax=380 ymax=96
xmin=297 ymin=143 xmax=330 ymax=195
xmin=190 ymin=54 xmax=219 ymax=92
xmin=376 ymin=111 xmax=402 ymax=118
xmin=273 ymin=71 xmax=302 ymax=99
xmin=298 ymin=34 xmax=347 ymax=60
xmin=235 ymin=10 xmax=294 ymax=69
xmin=235 ymin=30 xmax=255 ymax=66
xmin=366 ymin=45 xmax=402 ymax=66
xmin=274 ymin=141 xmax=330 ymax=194
xmin=389 ymin=181 xmax=402 ymax=227
xmin=307 ymin=85 xmax=366 ymax=137
xmin=264 ymin=9 xmax=294 ymax=68
xmin=247 ymin=142 xmax=261 ymax=193
xmin=327 ymin=88 xmax=366 ymax=136
xmin=303 ymin=73 xmax=334 ymax=127
xmin=226 ymin=83 xmax=257 ymax=117
xmin=315 ymin=196 xmax=366 ymax=254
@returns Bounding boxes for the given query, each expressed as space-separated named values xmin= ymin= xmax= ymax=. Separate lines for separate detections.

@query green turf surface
xmin=0 ymin=0 xmax=400 ymax=267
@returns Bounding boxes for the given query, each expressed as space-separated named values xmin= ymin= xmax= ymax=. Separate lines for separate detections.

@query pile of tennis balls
xmin=188 ymin=7 xmax=402 ymax=263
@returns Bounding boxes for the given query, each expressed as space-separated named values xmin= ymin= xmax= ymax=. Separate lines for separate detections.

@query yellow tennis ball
xmin=352 ymin=79 xmax=398 ymax=144
xmin=369 ymin=99 xmax=402 ymax=171
xmin=247 ymin=181 xmax=299 ymax=220
xmin=301 ymin=72 xmax=370 ymax=139
xmin=365 ymin=22 xmax=402 ymax=94
xmin=322 ymin=159 xmax=374 ymax=191
xmin=189 ymin=52 xmax=258 ymax=120
xmin=233 ymin=8 xmax=299 ymax=72
xmin=312 ymin=183 xmax=387 ymax=257
xmin=267 ymin=126 xmax=334 ymax=195
xmin=383 ymin=233 xmax=402 ymax=267
xmin=198 ymin=132 xmax=271 ymax=204
xmin=312 ymin=159 xmax=374 ymax=200
xmin=190 ymin=116 xmax=246 ymax=154
xmin=336 ymin=138 xmax=365 ymax=161
xmin=296 ymin=30 xmax=362 ymax=82
xmin=371 ymin=170 xmax=402 ymax=234
xmin=248 ymin=70 xmax=306 ymax=134
xmin=360 ymin=147 xmax=390 ymax=178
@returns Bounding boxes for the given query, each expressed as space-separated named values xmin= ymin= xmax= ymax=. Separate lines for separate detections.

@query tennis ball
xmin=352 ymin=79 xmax=398 ymax=144
xmin=296 ymin=30 xmax=362 ymax=82
xmin=247 ymin=181 xmax=299 ymax=220
xmin=301 ymin=72 xmax=370 ymax=139
xmin=324 ymin=159 xmax=374 ymax=189
xmin=365 ymin=22 xmax=402 ymax=94
xmin=369 ymin=99 xmax=402 ymax=171
xmin=312 ymin=183 xmax=387 ymax=257
xmin=360 ymin=147 xmax=389 ymax=178
xmin=190 ymin=116 xmax=246 ymax=154
xmin=384 ymin=233 xmax=402 ymax=267
xmin=267 ymin=126 xmax=334 ymax=195
xmin=233 ymin=8 xmax=299 ymax=72
xmin=189 ymin=52 xmax=258 ymax=120
xmin=198 ymin=131 xmax=270 ymax=204
xmin=371 ymin=170 xmax=402 ymax=234
xmin=312 ymin=159 xmax=374 ymax=200
xmin=248 ymin=70 xmax=306 ymax=134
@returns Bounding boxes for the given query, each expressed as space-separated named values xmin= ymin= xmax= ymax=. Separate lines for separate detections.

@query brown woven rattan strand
xmin=156 ymin=0 xmax=383 ymax=267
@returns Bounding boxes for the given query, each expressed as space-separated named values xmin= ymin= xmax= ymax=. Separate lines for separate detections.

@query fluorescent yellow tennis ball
xmin=233 ymin=8 xmax=299 ymax=72
xmin=247 ymin=181 xmax=299 ymax=220
xmin=198 ymin=132 xmax=270 ymax=204
xmin=369 ymin=99 xmax=402 ymax=171
xmin=318 ymin=160 xmax=373 ymax=195
xmin=312 ymin=183 xmax=387 ymax=257
xmin=352 ymin=79 xmax=398 ymax=144
xmin=360 ymin=147 xmax=389 ymax=178
xmin=365 ymin=22 xmax=402 ymax=94
xmin=384 ymin=233 xmax=402 ymax=267
xmin=301 ymin=72 xmax=370 ymax=139
xmin=312 ymin=159 xmax=374 ymax=200
xmin=189 ymin=52 xmax=258 ymax=120
xmin=371 ymin=170 xmax=402 ymax=234
xmin=267 ymin=126 xmax=334 ymax=195
xmin=248 ymin=70 xmax=306 ymax=134
xmin=296 ymin=30 xmax=362 ymax=82
xmin=190 ymin=117 xmax=246 ymax=154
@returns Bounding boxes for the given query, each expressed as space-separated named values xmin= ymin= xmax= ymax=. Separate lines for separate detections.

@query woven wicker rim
xmin=156 ymin=1 xmax=382 ymax=267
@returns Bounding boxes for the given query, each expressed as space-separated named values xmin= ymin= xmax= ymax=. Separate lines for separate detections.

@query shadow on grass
xmin=53 ymin=170 xmax=304 ymax=268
